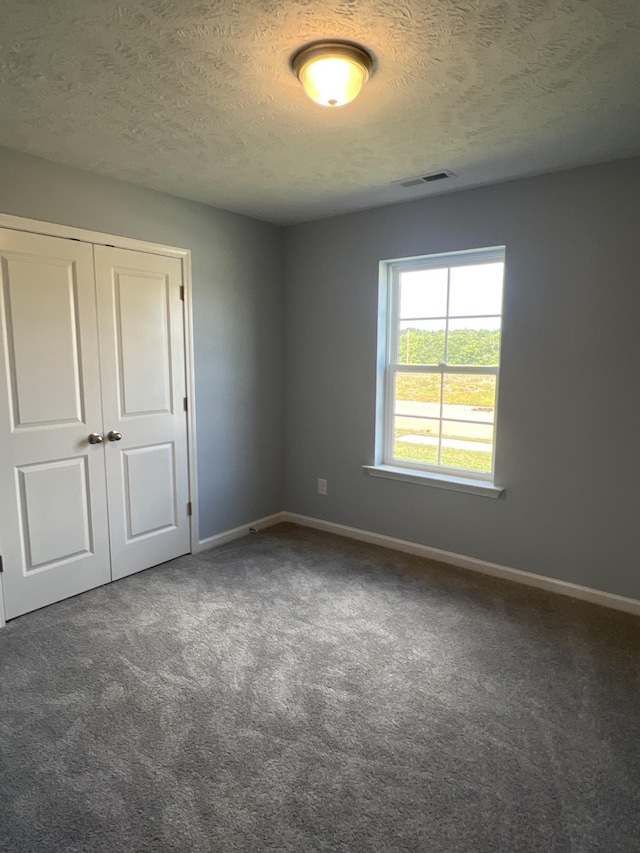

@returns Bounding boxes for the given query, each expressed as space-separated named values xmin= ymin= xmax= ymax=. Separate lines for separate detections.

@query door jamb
xmin=0 ymin=213 xmax=200 ymax=626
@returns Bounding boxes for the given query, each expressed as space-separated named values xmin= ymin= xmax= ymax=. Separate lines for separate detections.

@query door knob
xmin=88 ymin=433 xmax=103 ymax=444
xmin=107 ymin=431 xmax=122 ymax=442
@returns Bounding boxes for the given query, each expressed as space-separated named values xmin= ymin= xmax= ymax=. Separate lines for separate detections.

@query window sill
xmin=363 ymin=464 xmax=504 ymax=498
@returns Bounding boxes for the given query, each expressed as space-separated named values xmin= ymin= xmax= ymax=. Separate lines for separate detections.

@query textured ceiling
xmin=1 ymin=0 xmax=639 ymax=224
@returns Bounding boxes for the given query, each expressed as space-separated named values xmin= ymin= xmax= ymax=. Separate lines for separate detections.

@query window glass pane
xmin=446 ymin=317 xmax=501 ymax=366
xmin=441 ymin=417 xmax=493 ymax=472
xmin=398 ymin=320 xmax=446 ymax=365
xmin=399 ymin=268 xmax=448 ymax=318
xmin=395 ymin=372 xmax=440 ymax=420
xmin=441 ymin=419 xmax=494 ymax=444
xmin=442 ymin=374 xmax=496 ymax=422
xmin=448 ymin=262 xmax=504 ymax=317
xmin=393 ymin=417 xmax=440 ymax=465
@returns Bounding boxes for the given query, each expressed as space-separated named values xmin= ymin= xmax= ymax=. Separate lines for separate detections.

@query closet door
xmin=0 ymin=229 xmax=111 ymax=619
xmin=94 ymin=246 xmax=190 ymax=580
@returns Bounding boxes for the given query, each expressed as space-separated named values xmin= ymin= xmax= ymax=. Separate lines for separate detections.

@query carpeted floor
xmin=1 ymin=523 xmax=639 ymax=853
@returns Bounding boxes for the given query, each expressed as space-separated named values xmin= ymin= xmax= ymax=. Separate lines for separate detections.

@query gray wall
xmin=0 ymin=146 xmax=284 ymax=540
xmin=284 ymin=157 xmax=640 ymax=600
xmin=4 ymin=145 xmax=639 ymax=601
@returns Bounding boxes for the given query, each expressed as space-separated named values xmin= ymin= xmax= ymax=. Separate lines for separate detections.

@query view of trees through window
xmin=399 ymin=327 xmax=500 ymax=367
xmin=388 ymin=255 xmax=504 ymax=476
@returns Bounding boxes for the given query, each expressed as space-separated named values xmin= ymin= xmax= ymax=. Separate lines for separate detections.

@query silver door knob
xmin=88 ymin=433 xmax=103 ymax=444
xmin=108 ymin=431 xmax=122 ymax=442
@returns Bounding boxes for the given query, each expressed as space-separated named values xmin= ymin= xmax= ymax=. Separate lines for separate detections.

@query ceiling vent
xmin=394 ymin=170 xmax=456 ymax=188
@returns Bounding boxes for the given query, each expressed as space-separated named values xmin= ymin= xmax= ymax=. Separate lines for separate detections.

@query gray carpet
xmin=1 ymin=523 xmax=639 ymax=853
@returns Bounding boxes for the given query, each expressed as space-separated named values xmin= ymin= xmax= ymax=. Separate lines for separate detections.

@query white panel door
xmin=0 ymin=229 xmax=111 ymax=619
xmin=94 ymin=246 xmax=190 ymax=580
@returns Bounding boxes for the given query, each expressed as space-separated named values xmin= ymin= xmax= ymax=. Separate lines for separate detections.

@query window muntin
xmin=383 ymin=248 xmax=505 ymax=481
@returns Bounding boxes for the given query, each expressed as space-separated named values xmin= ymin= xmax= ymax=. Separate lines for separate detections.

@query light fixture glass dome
xmin=292 ymin=42 xmax=373 ymax=108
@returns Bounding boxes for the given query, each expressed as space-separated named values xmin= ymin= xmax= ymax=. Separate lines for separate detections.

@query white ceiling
xmin=1 ymin=0 xmax=639 ymax=224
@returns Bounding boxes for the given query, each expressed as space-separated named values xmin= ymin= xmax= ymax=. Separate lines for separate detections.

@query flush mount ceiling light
xmin=291 ymin=41 xmax=373 ymax=108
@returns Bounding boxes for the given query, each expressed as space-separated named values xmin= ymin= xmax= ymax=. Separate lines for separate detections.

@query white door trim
xmin=0 ymin=213 xmax=199 ymax=624
xmin=0 ymin=213 xmax=190 ymax=258
xmin=0 ymin=575 xmax=5 ymax=628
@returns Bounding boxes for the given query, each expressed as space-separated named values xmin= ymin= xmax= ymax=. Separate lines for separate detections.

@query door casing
xmin=0 ymin=212 xmax=199 ymax=626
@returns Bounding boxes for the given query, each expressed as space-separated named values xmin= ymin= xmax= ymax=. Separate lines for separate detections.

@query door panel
xmin=123 ymin=443 xmax=177 ymax=539
xmin=95 ymin=246 xmax=190 ymax=580
xmin=115 ymin=268 xmax=173 ymax=416
xmin=3 ymin=252 xmax=85 ymax=428
xmin=18 ymin=457 xmax=93 ymax=570
xmin=0 ymin=229 xmax=111 ymax=619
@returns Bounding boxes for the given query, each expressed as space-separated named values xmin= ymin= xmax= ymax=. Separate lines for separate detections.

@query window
xmin=373 ymin=247 xmax=505 ymax=492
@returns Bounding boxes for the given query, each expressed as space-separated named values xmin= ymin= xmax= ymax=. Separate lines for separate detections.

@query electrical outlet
xmin=318 ymin=478 xmax=327 ymax=495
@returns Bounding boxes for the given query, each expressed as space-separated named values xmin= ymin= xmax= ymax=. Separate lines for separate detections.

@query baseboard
xmin=16 ymin=508 xmax=635 ymax=625
xmin=194 ymin=509 xmax=640 ymax=616
xmin=280 ymin=512 xmax=640 ymax=617
xmin=196 ymin=512 xmax=286 ymax=553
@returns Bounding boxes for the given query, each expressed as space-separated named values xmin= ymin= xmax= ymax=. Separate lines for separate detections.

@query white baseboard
xmin=3 ymin=508 xmax=637 ymax=628
xmin=195 ymin=512 xmax=286 ymax=553
xmin=194 ymin=509 xmax=640 ymax=616
xmin=280 ymin=512 xmax=640 ymax=617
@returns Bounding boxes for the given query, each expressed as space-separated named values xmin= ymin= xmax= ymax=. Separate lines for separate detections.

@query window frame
xmin=378 ymin=246 xmax=505 ymax=485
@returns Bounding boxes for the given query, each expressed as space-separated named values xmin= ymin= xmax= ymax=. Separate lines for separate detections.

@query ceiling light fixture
xmin=291 ymin=41 xmax=373 ymax=108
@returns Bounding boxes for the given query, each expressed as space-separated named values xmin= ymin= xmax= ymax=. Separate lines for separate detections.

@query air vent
xmin=394 ymin=170 xmax=456 ymax=188
xmin=423 ymin=171 xmax=451 ymax=182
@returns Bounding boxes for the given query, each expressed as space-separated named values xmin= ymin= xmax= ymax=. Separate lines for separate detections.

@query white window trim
xmin=366 ymin=246 xmax=506 ymax=497
xmin=363 ymin=464 xmax=504 ymax=497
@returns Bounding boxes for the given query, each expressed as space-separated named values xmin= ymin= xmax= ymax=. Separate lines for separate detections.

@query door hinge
xmin=183 ymin=396 xmax=188 ymax=412
xmin=187 ymin=501 xmax=192 ymax=516
xmin=179 ymin=285 xmax=185 ymax=301
xmin=0 ymin=555 xmax=3 ymax=573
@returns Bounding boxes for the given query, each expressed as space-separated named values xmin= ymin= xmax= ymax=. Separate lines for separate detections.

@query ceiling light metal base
xmin=291 ymin=41 xmax=374 ymax=79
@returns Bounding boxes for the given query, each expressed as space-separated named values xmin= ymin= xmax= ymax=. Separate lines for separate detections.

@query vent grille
xmin=394 ymin=170 xmax=456 ymax=188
